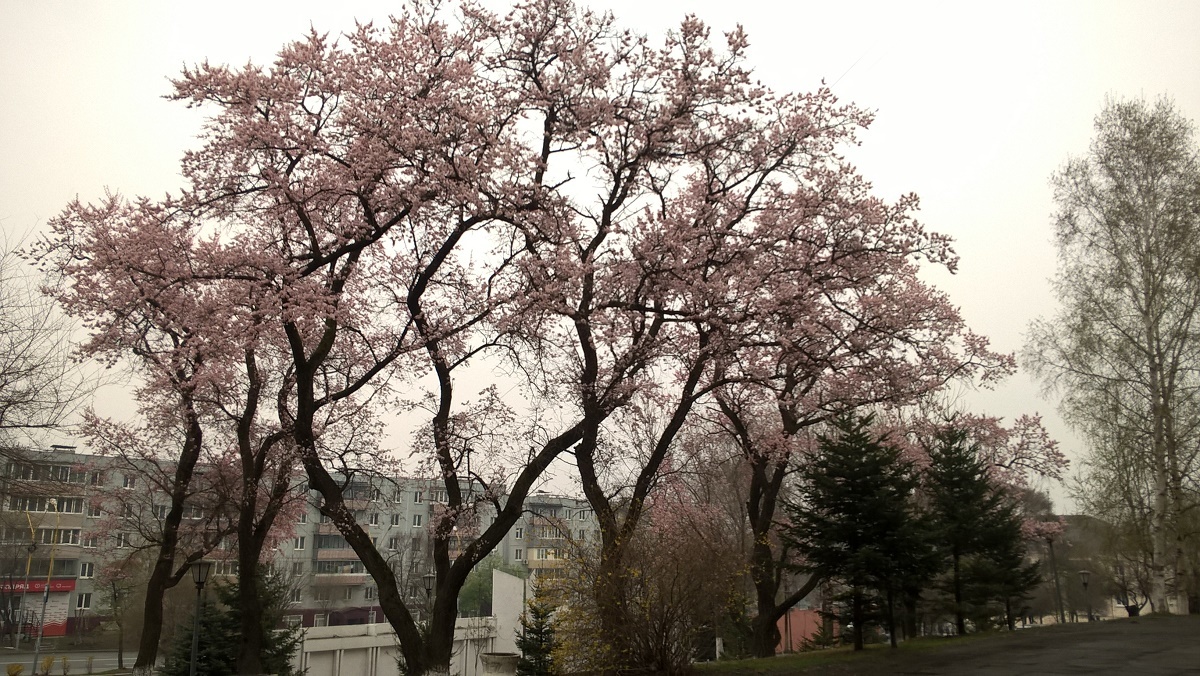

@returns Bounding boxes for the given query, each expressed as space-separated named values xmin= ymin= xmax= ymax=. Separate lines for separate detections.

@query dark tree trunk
xmin=887 ymin=588 xmax=897 ymax=648
xmin=952 ymin=553 xmax=966 ymax=635
xmin=232 ymin=349 xmax=294 ymax=676
xmin=852 ymin=589 xmax=865 ymax=651
xmin=903 ymin=591 xmax=919 ymax=640
xmin=235 ymin=527 xmax=265 ymax=676
xmin=717 ymin=393 xmax=823 ymax=659
xmin=134 ymin=408 xmax=203 ymax=673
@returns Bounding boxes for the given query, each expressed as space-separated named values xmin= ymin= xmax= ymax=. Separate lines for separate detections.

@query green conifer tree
xmin=925 ymin=427 xmax=1039 ymax=635
xmin=161 ymin=568 xmax=302 ymax=676
xmin=783 ymin=415 xmax=931 ymax=650
xmin=515 ymin=585 xmax=557 ymax=676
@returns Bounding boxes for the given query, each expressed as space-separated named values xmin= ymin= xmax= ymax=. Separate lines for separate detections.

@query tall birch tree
xmin=1027 ymin=97 xmax=1200 ymax=614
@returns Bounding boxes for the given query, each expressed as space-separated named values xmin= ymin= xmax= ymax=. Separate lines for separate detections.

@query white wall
xmin=295 ymin=616 xmax=502 ymax=676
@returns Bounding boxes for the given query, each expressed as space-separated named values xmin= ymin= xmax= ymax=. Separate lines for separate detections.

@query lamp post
xmin=17 ymin=511 xmax=37 ymax=648
xmin=422 ymin=571 xmax=435 ymax=623
xmin=1078 ymin=570 xmax=1092 ymax=622
xmin=31 ymin=500 xmax=60 ymax=675
xmin=189 ymin=560 xmax=212 ymax=676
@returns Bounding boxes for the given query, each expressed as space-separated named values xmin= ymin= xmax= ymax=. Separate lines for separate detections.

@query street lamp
xmin=422 ymin=572 xmax=435 ymax=623
xmin=31 ymin=499 xmax=60 ymax=675
xmin=1078 ymin=570 xmax=1092 ymax=622
xmin=189 ymin=560 xmax=213 ymax=676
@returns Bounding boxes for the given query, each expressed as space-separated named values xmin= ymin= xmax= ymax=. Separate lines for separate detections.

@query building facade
xmin=0 ymin=445 xmax=597 ymax=636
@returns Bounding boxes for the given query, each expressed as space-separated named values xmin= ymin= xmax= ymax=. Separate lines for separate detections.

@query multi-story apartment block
xmin=0 ymin=445 xmax=598 ymax=635
xmin=274 ymin=482 xmax=596 ymax=628
xmin=0 ymin=445 xmax=101 ymax=639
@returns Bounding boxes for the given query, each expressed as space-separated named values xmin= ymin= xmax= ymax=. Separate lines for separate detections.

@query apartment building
xmin=0 ymin=445 xmax=101 ymax=638
xmin=274 ymin=481 xmax=595 ymax=628
xmin=0 ymin=445 xmax=598 ymax=634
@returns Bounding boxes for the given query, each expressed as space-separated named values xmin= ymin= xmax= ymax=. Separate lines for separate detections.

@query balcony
xmin=313 ymin=574 xmax=369 ymax=586
xmin=316 ymin=548 xmax=359 ymax=561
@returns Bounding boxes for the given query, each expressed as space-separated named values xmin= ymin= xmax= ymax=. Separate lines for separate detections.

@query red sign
xmin=0 ymin=579 xmax=76 ymax=593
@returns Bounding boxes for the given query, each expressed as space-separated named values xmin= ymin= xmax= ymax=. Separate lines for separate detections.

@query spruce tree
xmin=161 ymin=568 xmax=302 ymax=676
xmin=925 ymin=427 xmax=1038 ymax=634
xmin=783 ymin=415 xmax=930 ymax=650
xmin=515 ymin=585 xmax=557 ymax=676
xmin=964 ymin=498 xmax=1042 ymax=630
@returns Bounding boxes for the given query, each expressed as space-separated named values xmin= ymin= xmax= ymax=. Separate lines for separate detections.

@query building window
xmin=215 ymin=561 xmax=239 ymax=576
xmin=76 ymin=593 xmax=91 ymax=610
xmin=412 ymin=514 xmax=422 ymax=528
xmin=293 ymin=536 xmax=306 ymax=551
xmin=89 ymin=470 xmax=101 ymax=486
xmin=123 ymin=504 xmax=134 ymax=518
xmin=86 ymin=503 xmax=102 ymax=518
xmin=365 ymin=586 xmax=377 ymax=600
xmin=79 ymin=562 xmax=94 ymax=579
xmin=283 ymin=615 xmax=303 ymax=628
xmin=390 ymin=514 xmax=401 ymax=527
xmin=115 ymin=532 xmax=132 ymax=548
xmin=299 ymin=512 xmax=307 ymax=524
xmin=413 ymin=491 xmax=423 ymax=504
xmin=387 ymin=537 xmax=399 ymax=551
xmin=514 ymin=549 xmax=523 ymax=561
xmin=319 ymin=513 xmax=331 ymax=524
xmin=290 ymin=589 xmax=302 ymax=604
xmin=368 ymin=513 xmax=379 ymax=526
xmin=313 ymin=614 xmax=328 ymax=627
xmin=411 ymin=537 xmax=422 ymax=553
xmin=121 ymin=475 xmax=135 ymax=490
xmin=514 ymin=527 xmax=523 ymax=540
xmin=315 ymin=589 xmax=331 ymax=602
xmin=187 ymin=505 xmax=204 ymax=520
xmin=154 ymin=505 xmax=167 ymax=520
xmin=343 ymin=588 xmax=353 ymax=601
xmin=292 ymin=562 xmax=304 ymax=576
xmin=82 ymin=534 xmax=98 ymax=549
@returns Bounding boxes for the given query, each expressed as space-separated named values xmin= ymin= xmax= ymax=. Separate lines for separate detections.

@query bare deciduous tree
xmin=1028 ymin=96 xmax=1200 ymax=614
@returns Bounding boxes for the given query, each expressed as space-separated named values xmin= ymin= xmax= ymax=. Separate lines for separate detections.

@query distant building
xmin=0 ymin=444 xmax=597 ymax=635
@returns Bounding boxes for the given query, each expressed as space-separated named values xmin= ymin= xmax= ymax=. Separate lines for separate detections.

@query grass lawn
xmin=694 ymin=629 xmax=1023 ymax=675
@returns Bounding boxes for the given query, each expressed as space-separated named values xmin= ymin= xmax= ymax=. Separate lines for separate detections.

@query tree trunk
xmin=952 ymin=553 xmax=966 ymax=635
xmin=134 ymin=400 xmax=203 ymax=672
xmin=133 ymin=559 xmax=171 ymax=673
xmin=887 ymin=588 xmax=897 ymax=648
xmin=851 ymin=589 xmax=864 ymax=651
xmin=750 ymin=607 xmax=782 ymax=659
xmin=1145 ymin=286 xmax=1173 ymax=615
xmin=235 ymin=544 xmax=265 ymax=675
xmin=903 ymin=589 xmax=919 ymax=640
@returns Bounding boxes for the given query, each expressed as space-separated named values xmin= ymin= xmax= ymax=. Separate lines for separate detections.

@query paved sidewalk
xmin=793 ymin=615 xmax=1200 ymax=676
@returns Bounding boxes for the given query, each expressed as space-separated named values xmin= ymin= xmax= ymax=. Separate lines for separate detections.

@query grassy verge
xmin=694 ymin=630 xmax=1023 ymax=675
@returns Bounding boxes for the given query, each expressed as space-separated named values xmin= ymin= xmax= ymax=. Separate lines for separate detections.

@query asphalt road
xmin=793 ymin=615 xmax=1200 ymax=676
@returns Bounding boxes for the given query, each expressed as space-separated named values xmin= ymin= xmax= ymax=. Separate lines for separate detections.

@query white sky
xmin=4 ymin=1 xmax=1200 ymax=510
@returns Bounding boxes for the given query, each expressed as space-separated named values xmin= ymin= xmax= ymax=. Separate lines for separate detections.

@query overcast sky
xmin=4 ymin=1 xmax=1200 ymax=509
